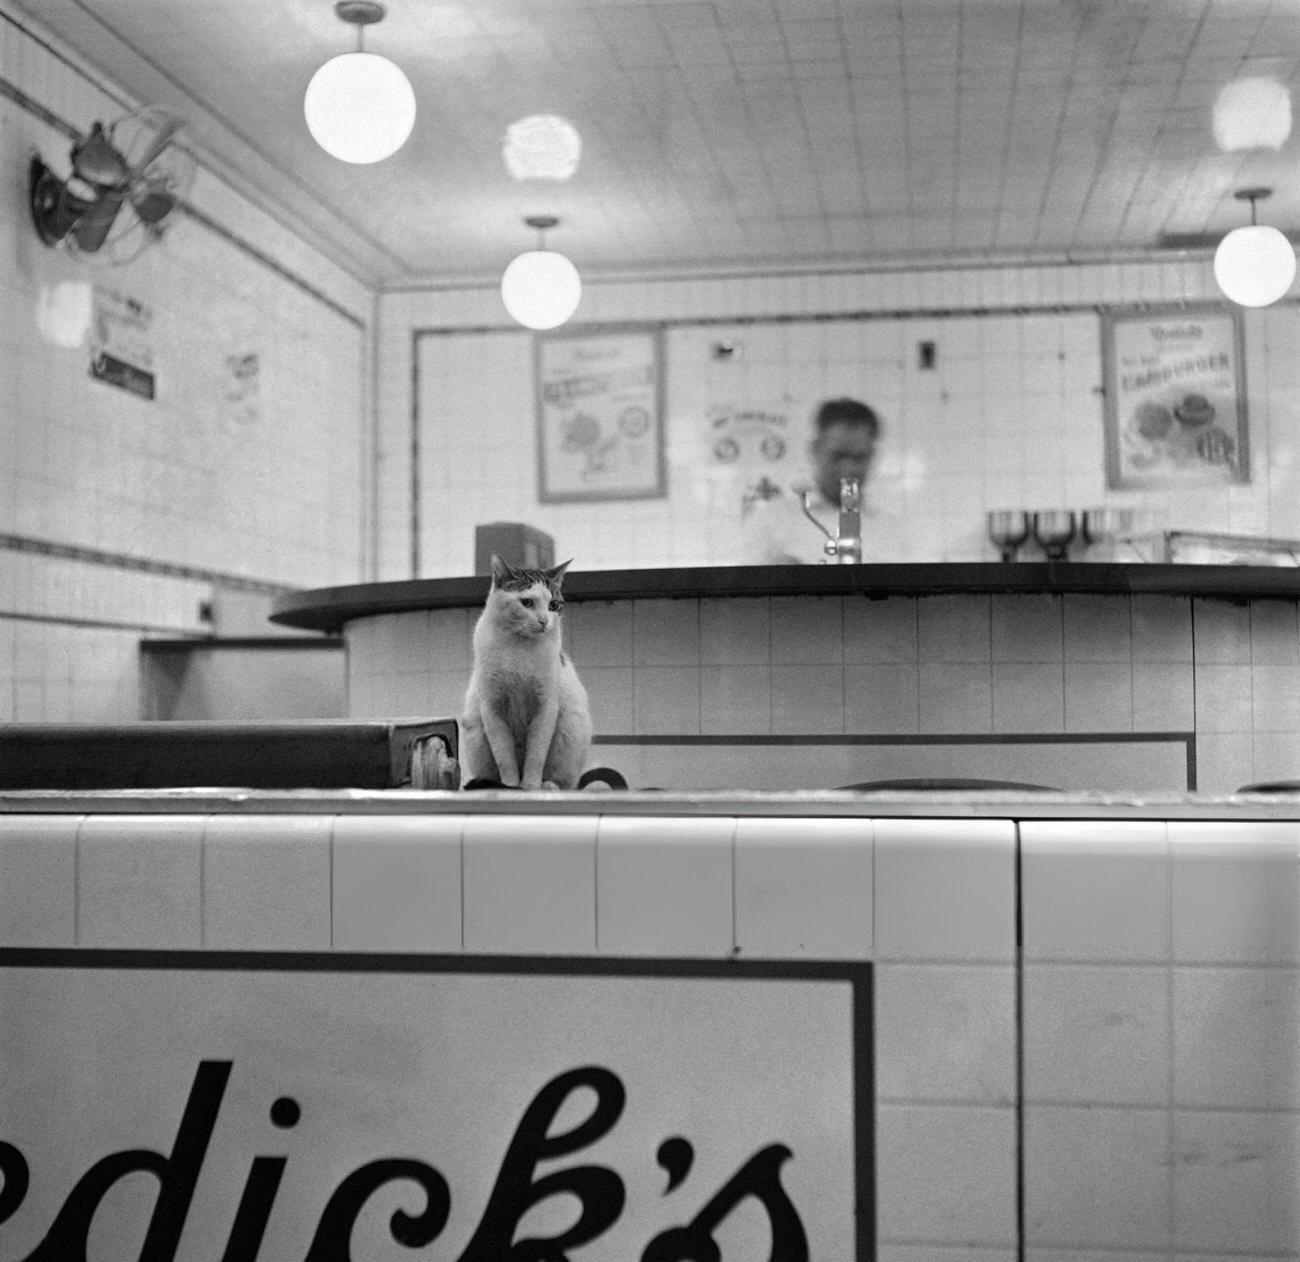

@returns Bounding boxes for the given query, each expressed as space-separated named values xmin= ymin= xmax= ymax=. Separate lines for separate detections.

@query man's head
xmin=810 ymin=397 xmax=881 ymax=504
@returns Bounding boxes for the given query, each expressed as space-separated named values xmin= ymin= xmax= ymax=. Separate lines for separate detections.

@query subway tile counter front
xmin=1 ymin=791 xmax=1297 ymax=1259
xmin=273 ymin=560 xmax=1300 ymax=796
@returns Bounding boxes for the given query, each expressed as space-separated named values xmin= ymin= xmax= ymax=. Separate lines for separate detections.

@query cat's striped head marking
xmin=487 ymin=554 xmax=572 ymax=636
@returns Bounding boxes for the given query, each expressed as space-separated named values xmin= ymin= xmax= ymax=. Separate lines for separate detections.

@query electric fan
xmin=30 ymin=106 xmax=195 ymax=262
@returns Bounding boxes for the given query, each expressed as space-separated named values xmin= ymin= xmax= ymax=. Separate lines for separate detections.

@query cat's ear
xmin=490 ymin=553 xmax=512 ymax=586
xmin=547 ymin=559 xmax=573 ymax=586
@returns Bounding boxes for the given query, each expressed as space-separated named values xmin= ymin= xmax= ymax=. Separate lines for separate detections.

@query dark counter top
xmin=270 ymin=562 xmax=1300 ymax=633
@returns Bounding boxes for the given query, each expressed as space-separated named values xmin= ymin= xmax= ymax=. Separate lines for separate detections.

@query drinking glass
xmin=987 ymin=510 xmax=1031 ymax=562
xmin=1032 ymin=509 xmax=1077 ymax=561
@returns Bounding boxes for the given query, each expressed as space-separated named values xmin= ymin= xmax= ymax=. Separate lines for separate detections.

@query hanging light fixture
xmin=1213 ymin=188 xmax=1296 ymax=308
xmin=500 ymin=215 xmax=581 ymax=330
xmin=502 ymin=114 xmax=582 ymax=181
xmin=1212 ymin=78 xmax=1292 ymax=153
xmin=304 ymin=1 xmax=416 ymax=164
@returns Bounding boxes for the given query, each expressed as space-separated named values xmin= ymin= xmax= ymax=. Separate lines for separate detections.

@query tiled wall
xmin=2 ymin=804 xmax=1296 ymax=1258
xmin=379 ymin=263 xmax=1300 ymax=580
xmin=0 ymin=5 xmax=372 ymax=722
xmin=346 ymin=589 xmax=1300 ymax=793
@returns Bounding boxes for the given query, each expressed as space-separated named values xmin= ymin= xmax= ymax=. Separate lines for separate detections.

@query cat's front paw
xmin=519 ymin=775 xmax=543 ymax=790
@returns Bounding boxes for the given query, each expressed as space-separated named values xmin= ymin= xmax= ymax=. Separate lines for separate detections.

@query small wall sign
xmin=536 ymin=327 xmax=667 ymax=502
xmin=89 ymin=284 xmax=156 ymax=401
xmin=1102 ymin=304 xmax=1249 ymax=489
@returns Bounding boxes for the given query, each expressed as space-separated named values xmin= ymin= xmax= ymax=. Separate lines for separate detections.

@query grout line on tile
xmin=1013 ymin=819 xmax=1025 ymax=1262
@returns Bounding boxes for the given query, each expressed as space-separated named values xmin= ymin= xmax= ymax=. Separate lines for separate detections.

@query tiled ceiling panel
xmin=12 ymin=0 xmax=1300 ymax=288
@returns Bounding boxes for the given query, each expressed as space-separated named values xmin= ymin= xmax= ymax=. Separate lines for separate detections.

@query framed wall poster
xmin=1102 ymin=304 xmax=1249 ymax=489
xmin=536 ymin=326 xmax=666 ymax=502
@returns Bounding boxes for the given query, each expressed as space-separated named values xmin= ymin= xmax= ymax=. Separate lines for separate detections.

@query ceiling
xmin=16 ymin=0 xmax=1300 ymax=290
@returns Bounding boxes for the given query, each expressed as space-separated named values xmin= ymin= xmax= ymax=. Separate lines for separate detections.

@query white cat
xmin=459 ymin=555 xmax=592 ymax=790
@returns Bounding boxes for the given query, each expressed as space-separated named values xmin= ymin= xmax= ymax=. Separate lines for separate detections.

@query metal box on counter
xmin=1114 ymin=530 xmax=1300 ymax=566
xmin=475 ymin=522 xmax=556 ymax=574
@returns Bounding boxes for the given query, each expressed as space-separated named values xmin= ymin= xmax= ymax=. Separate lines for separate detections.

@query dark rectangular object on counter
xmin=0 ymin=719 xmax=457 ymax=790
xmin=475 ymin=522 xmax=555 ymax=575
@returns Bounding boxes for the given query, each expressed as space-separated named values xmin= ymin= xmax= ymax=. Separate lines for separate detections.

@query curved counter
xmin=271 ymin=564 xmax=1300 ymax=796
xmin=271 ymin=561 xmax=1300 ymax=633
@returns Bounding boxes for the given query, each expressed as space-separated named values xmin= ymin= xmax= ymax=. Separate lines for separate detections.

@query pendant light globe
xmin=501 ymin=216 xmax=581 ymax=330
xmin=304 ymin=1 xmax=415 ymax=164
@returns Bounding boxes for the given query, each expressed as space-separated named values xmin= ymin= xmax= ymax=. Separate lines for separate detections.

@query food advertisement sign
xmin=89 ymin=283 xmax=155 ymax=400
xmin=0 ymin=952 xmax=872 ymax=1261
xmin=1102 ymin=306 xmax=1249 ymax=489
xmin=537 ymin=328 xmax=666 ymax=502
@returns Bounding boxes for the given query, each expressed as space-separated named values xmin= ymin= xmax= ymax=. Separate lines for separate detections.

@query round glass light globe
xmin=1213 ymin=224 xmax=1297 ymax=307
xmin=500 ymin=249 xmax=581 ymax=329
xmin=304 ymin=52 xmax=416 ymax=164
xmin=1213 ymin=78 xmax=1292 ymax=152
xmin=503 ymin=114 xmax=582 ymax=180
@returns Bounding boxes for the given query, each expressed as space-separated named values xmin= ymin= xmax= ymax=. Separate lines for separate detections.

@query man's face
xmin=812 ymin=421 xmax=876 ymax=503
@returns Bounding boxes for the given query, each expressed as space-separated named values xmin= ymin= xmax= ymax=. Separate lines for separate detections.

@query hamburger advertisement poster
xmin=1102 ymin=305 xmax=1249 ymax=489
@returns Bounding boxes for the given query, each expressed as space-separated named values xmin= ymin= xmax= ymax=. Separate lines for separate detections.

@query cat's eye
xmin=549 ymin=599 xmax=563 ymax=612
xmin=519 ymin=597 xmax=534 ymax=608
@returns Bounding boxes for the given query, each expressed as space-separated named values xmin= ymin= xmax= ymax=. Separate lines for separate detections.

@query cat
xmin=459 ymin=555 xmax=593 ymax=790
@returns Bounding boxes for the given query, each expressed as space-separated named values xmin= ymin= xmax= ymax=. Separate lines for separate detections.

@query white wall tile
xmin=917 ymin=663 xmax=993 ymax=733
xmin=596 ymin=815 xmax=733 ymax=955
xmin=734 ymin=816 xmax=871 ymax=958
xmin=332 ymin=814 xmax=463 ymax=952
xmin=699 ymin=596 xmax=770 ymax=664
xmin=633 ymin=599 xmax=701 ymax=665
xmin=201 ymin=815 xmax=332 ymax=950
xmin=632 ymin=667 xmax=702 ymax=734
xmin=701 ymin=665 xmax=772 ymax=734
xmin=1172 ymin=1110 xmax=1299 ymax=1253
xmin=770 ymin=597 xmax=845 ymax=663
xmin=1024 ymin=1106 xmax=1170 ymax=1249
xmin=77 ymin=814 xmax=203 ymax=949
xmin=876 ymin=1104 xmax=1018 ymax=1245
xmin=1173 ymin=967 xmax=1300 ymax=1109
xmin=876 ymin=964 xmax=1016 ymax=1103
xmin=990 ymin=594 xmax=1064 ymax=663
xmin=1021 ymin=821 xmax=1168 ymax=960
xmin=843 ymin=596 xmax=918 ymax=664
xmin=1063 ymin=595 xmax=1132 ymax=662
xmin=462 ymin=813 xmax=596 ymax=953
xmin=1023 ymin=964 xmax=1169 ymax=1105
xmin=874 ymin=819 xmax=1016 ymax=960
xmin=1170 ymin=821 xmax=1300 ymax=962
xmin=0 ymin=813 xmax=80 ymax=947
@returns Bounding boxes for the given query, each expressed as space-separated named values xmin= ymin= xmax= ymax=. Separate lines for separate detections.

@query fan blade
xmin=125 ymin=115 xmax=184 ymax=181
xmin=130 ymin=187 xmax=177 ymax=225
xmin=71 ymin=190 xmax=127 ymax=252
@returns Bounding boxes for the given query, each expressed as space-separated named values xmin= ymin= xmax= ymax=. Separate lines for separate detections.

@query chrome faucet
xmin=800 ymin=477 xmax=862 ymax=563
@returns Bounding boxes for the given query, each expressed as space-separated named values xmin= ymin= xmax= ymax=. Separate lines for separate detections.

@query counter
xmin=271 ymin=563 xmax=1300 ymax=795
xmin=2 ymin=788 xmax=1297 ymax=1258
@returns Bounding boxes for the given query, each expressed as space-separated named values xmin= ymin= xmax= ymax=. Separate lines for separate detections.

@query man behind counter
xmin=741 ymin=396 xmax=911 ymax=565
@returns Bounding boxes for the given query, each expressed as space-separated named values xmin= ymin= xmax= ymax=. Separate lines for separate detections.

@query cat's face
xmin=487 ymin=556 xmax=570 ymax=638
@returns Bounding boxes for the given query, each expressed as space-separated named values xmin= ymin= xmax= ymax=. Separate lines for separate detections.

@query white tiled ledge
xmin=2 ymin=811 xmax=1296 ymax=963
xmin=3 ymin=787 xmax=1300 ymax=819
